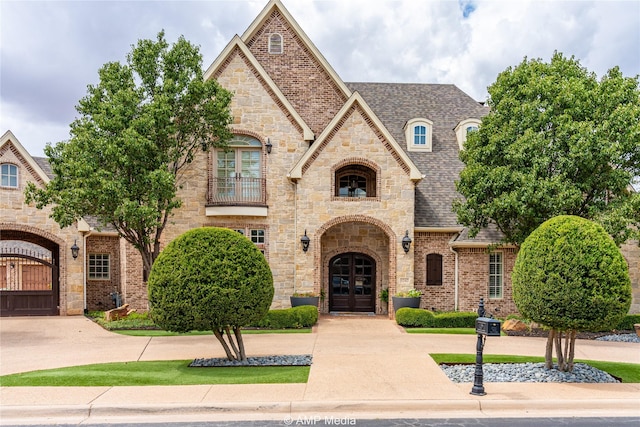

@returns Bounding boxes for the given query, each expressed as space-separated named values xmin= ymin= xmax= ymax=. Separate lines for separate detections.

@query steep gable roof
xmin=204 ymin=35 xmax=314 ymax=141
xmin=346 ymin=83 xmax=489 ymax=228
xmin=289 ymin=91 xmax=422 ymax=181
xmin=0 ymin=130 xmax=50 ymax=186
xmin=241 ymin=0 xmax=351 ymax=100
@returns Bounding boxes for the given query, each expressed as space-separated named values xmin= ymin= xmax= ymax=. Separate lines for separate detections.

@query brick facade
xmin=85 ymin=235 xmax=120 ymax=311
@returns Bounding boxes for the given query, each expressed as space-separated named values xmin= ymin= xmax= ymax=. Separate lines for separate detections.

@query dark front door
xmin=329 ymin=253 xmax=375 ymax=312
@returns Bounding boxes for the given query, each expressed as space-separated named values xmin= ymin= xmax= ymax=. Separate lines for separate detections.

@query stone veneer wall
xmin=296 ymin=104 xmax=415 ymax=315
xmin=621 ymin=240 xmax=640 ymax=313
xmin=457 ymin=247 xmax=518 ymax=316
xmin=320 ymin=221 xmax=390 ymax=314
xmin=413 ymin=232 xmax=458 ymax=312
xmin=85 ymin=235 xmax=120 ymax=311
xmin=1 ymin=141 xmax=83 ymax=315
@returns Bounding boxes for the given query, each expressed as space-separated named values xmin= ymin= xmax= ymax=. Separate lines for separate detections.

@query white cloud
xmin=1 ymin=0 xmax=638 ymax=156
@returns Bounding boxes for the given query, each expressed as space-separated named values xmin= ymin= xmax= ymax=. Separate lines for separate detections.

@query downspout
xmin=292 ymin=178 xmax=298 ymax=295
xmin=82 ymin=230 xmax=92 ymax=314
xmin=449 ymin=240 xmax=459 ymax=312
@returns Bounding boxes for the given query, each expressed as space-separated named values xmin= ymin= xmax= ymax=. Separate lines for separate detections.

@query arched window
xmin=405 ymin=118 xmax=433 ymax=152
xmin=426 ymin=253 xmax=443 ymax=286
xmin=269 ymin=33 xmax=283 ymax=54
xmin=335 ymin=164 xmax=376 ymax=198
xmin=454 ymin=118 xmax=482 ymax=150
xmin=0 ymin=163 xmax=18 ymax=188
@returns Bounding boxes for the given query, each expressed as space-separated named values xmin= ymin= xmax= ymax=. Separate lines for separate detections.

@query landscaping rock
xmin=501 ymin=318 xmax=529 ymax=332
xmin=104 ymin=304 xmax=136 ymax=321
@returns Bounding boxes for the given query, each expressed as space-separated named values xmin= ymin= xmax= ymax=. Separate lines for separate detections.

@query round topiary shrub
xmin=148 ymin=227 xmax=274 ymax=360
xmin=512 ymin=215 xmax=631 ymax=371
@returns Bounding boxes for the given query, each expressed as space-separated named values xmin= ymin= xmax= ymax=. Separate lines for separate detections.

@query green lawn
xmin=113 ymin=328 xmax=311 ymax=337
xmin=430 ymin=353 xmax=640 ymax=383
xmin=0 ymin=360 xmax=310 ymax=387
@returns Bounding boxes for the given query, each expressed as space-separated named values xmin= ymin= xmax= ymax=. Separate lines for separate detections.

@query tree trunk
xmin=213 ymin=329 xmax=237 ymax=361
xmin=567 ymin=330 xmax=577 ymax=372
xmin=554 ymin=329 xmax=565 ymax=370
xmin=545 ymin=329 xmax=555 ymax=369
xmin=550 ymin=328 xmax=578 ymax=372
xmin=234 ymin=326 xmax=246 ymax=361
xmin=225 ymin=326 xmax=241 ymax=360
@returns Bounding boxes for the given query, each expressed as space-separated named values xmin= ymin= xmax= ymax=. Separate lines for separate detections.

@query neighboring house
xmin=2 ymin=0 xmax=638 ymax=317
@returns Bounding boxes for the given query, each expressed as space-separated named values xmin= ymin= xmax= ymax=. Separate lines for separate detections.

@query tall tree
xmin=26 ymin=31 xmax=233 ymax=278
xmin=454 ymin=52 xmax=640 ymax=246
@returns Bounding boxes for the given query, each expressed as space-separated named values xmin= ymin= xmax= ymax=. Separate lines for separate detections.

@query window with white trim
xmin=88 ymin=254 xmax=110 ymax=280
xmin=268 ymin=33 xmax=283 ymax=54
xmin=231 ymin=227 xmax=266 ymax=255
xmin=488 ymin=252 xmax=503 ymax=299
xmin=454 ymin=118 xmax=481 ymax=150
xmin=1 ymin=163 xmax=18 ymax=188
xmin=405 ymin=118 xmax=433 ymax=152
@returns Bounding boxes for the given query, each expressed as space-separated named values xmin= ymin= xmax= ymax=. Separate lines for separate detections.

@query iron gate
xmin=0 ymin=243 xmax=59 ymax=316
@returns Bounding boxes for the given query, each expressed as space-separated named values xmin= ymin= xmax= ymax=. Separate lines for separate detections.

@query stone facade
xmin=0 ymin=133 xmax=84 ymax=315
xmin=3 ymin=0 xmax=640 ymax=317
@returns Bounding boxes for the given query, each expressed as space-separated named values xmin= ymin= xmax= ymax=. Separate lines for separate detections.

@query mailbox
xmin=475 ymin=317 xmax=501 ymax=337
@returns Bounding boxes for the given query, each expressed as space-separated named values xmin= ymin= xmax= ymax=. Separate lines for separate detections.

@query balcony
xmin=206 ymin=177 xmax=267 ymax=216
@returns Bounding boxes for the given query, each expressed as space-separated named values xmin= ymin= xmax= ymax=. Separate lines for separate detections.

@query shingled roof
xmin=346 ymin=82 xmax=489 ymax=228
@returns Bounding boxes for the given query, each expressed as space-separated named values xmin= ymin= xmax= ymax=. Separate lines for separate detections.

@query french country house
xmin=2 ymin=0 xmax=638 ymax=317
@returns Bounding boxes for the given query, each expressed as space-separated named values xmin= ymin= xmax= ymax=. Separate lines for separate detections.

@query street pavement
xmin=0 ymin=315 xmax=639 ymax=425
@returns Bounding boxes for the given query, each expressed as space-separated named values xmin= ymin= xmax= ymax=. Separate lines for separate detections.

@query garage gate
xmin=0 ymin=232 xmax=59 ymax=316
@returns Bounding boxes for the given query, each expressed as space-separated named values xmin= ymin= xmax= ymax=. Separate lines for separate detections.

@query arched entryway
xmin=0 ymin=230 xmax=60 ymax=316
xmin=329 ymin=252 xmax=376 ymax=312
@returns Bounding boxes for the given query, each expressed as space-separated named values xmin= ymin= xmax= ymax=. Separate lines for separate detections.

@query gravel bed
xmin=440 ymin=362 xmax=619 ymax=383
xmin=595 ymin=333 xmax=640 ymax=343
xmin=190 ymin=354 xmax=312 ymax=367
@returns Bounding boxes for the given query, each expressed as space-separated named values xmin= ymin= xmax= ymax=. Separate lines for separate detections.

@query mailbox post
xmin=470 ymin=298 xmax=501 ymax=396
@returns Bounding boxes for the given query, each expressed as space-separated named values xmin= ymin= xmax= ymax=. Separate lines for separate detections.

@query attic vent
xmin=268 ymin=33 xmax=283 ymax=54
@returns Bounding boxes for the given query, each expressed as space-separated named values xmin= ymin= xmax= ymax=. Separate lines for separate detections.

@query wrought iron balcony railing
xmin=207 ymin=177 xmax=266 ymax=206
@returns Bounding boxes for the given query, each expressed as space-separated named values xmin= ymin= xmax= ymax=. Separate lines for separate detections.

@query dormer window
xmin=268 ymin=33 xmax=283 ymax=54
xmin=405 ymin=118 xmax=433 ymax=152
xmin=1 ymin=163 xmax=18 ymax=188
xmin=454 ymin=118 xmax=482 ymax=150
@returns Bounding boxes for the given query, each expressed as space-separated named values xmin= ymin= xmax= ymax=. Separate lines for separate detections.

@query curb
xmin=2 ymin=399 xmax=639 ymax=423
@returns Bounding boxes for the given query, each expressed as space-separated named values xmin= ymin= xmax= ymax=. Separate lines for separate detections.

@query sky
xmin=1 ymin=0 xmax=639 ymax=158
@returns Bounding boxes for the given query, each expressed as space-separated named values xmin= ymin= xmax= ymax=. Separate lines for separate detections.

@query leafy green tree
xmin=148 ymin=227 xmax=274 ymax=361
xmin=512 ymin=216 xmax=631 ymax=372
xmin=454 ymin=52 xmax=640 ymax=246
xmin=25 ymin=31 xmax=233 ymax=279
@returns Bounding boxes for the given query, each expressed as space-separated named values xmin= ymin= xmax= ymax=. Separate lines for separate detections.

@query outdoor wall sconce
xmin=71 ymin=240 xmax=80 ymax=259
xmin=401 ymin=230 xmax=412 ymax=253
xmin=300 ymin=230 xmax=310 ymax=252
xmin=265 ymin=138 xmax=273 ymax=154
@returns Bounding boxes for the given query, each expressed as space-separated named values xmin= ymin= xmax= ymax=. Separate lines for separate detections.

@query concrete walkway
xmin=1 ymin=315 xmax=639 ymax=424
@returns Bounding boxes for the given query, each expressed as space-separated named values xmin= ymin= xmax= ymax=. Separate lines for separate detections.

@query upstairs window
xmin=1 ymin=163 xmax=18 ymax=188
xmin=454 ymin=118 xmax=481 ymax=150
xmin=405 ymin=118 xmax=433 ymax=152
xmin=268 ymin=33 xmax=283 ymax=54
xmin=212 ymin=136 xmax=264 ymax=205
xmin=335 ymin=164 xmax=376 ymax=198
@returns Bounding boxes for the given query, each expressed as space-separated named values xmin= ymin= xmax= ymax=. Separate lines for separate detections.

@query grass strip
xmin=429 ymin=353 xmax=640 ymax=383
xmin=112 ymin=328 xmax=312 ymax=337
xmin=404 ymin=328 xmax=478 ymax=334
xmin=0 ymin=360 xmax=310 ymax=387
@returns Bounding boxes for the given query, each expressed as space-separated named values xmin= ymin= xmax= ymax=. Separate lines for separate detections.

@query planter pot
xmin=290 ymin=296 xmax=319 ymax=307
xmin=392 ymin=296 xmax=420 ymax=313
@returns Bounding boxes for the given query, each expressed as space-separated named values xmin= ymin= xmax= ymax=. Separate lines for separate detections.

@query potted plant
xmin=290 ymin=291 xmax=320 ymax=307
xmin=392 ymin=289 xmax=421 ymax=312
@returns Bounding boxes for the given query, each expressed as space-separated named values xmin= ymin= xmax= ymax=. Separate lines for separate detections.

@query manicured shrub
xmin=616 ymin=314 xmax=640 ymax=331
xmin=396 ymin=309 xmax=477 ymax=328
xmin=431 ymin=311 xmax=477 ymax=328
xmin=148 ymin=227 xmax=274 ymax=360
xmin=252 ymin=306 xmax=318 ymax=329
xmin=396 ymin=308 xmax=435 ymax=327
xmin=512 ymin=215 xmax=632 ymax=371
